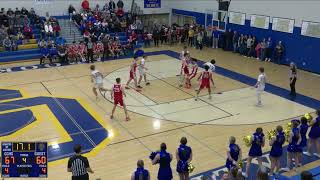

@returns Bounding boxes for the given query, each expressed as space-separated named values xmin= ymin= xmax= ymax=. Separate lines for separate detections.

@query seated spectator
xmin=38 ymin=39 xmax=47 ymax=48
xmin=49 ymin=45 xmax=58 ymax=62
xmin=44 ymin=22 xmax=53 ymax=37
xmin=57 ymin=45 xmax=67 ymax=63
xmin=81 ymin=0 xmax=90 ymax=12
xmin=2 ymin=36 xmax=12 ymax=51
xmin=10 ymin=35 xmax=18 ymax=51
xmin=53 ymin=22 xmax=61 ymax=37
xmin=109 ymin=0 xmax=116 ymax=12
xmin=301 ymin=171 xmax=313 ymax=180
xmin=40 ymin=45 xmax=52 ymax=65
xmin=23 ymin=24 xmax=33 ymax=41
xmin=257 ymin=166 xmax=269 ymax=180
xmin=117 ymin=0 xmax=124 ymax=9
xmin=55 ymin=37 xmax=66 ymax=46
xmin=131 ymin=160 xmax=150 ymax=180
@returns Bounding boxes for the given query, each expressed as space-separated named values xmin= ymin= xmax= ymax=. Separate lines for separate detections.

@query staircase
xmin=58 ymin=19 xmax=83 ymax=44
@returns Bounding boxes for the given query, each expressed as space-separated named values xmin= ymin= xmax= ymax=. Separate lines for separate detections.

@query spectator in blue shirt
xmin=232 ymin=31 xmax=239 ymax=52
xmin=55 ymin=37 xmax=66 ymax=46
xmin=40 ymin=45 xmax=52 ymax=64
xmin=212 ymin=28 xmax=219 ymax=49
xmin=265 ymin=37 xmax=273 ymax=62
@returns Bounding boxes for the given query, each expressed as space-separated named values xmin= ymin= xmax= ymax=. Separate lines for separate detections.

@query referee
xmin=67 ymin=144 xmax=94 ymax=180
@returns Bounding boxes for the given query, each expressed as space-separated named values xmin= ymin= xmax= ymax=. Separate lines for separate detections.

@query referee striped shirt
xmin=68 ymin=155 xmax=90 ymax=178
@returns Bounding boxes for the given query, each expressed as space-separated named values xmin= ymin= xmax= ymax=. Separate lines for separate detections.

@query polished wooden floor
xmin=0 ymin=45 xmax=319 ymax=180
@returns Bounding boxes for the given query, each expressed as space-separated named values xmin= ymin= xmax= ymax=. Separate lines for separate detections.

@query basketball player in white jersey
xmin=254 ymin=67 xmax=267 ymax=106
xmin=177 ymin=46 xmax=189 ymax=76
xmin=204 ymin=59 xmax=216 ymax=73
xmin=90 ymin=65 xmax=109 ymax=101
xmin=138 ymin=55 xmax=150 ymax=86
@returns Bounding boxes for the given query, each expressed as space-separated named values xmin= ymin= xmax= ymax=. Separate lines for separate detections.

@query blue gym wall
xmin=172 ymin=9 xmax=320 ymax=74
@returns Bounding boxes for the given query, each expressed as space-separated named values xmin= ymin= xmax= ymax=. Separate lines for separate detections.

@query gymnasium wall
xmin=170 ymin=1 xmax=320 ymax=74
xmin=0 ymin=0 xmax=170 ymax=16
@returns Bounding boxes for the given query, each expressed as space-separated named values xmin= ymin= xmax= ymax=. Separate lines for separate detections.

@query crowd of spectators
xmin=0 ymin=7 xmax=42 ymax=51
xmin=146 ymin=23 xmax=209 ymax=50
xmin=220 ymin=29 xmax=285 ymax=63
xmin=39 ymin=0 xmax=137 ymax=65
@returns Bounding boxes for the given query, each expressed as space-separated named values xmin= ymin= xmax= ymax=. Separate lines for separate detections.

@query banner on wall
xmin=34 ymin=0 xmax=54 ymax=4
xmin=144 ymin=0 xmax=161 ymax=8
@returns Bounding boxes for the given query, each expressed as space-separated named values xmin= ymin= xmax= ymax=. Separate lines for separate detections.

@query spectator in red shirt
xmin=23 ymin=25 xmax=33 ymax=41
xmin=53 ymin=23 xmax=61 ymax=37
xmin=81 ymin=0 xmax=90 ymax=11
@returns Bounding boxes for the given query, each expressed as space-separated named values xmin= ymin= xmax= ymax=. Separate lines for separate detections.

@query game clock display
xmin=1 ymin=142 xmax=48 ymax=178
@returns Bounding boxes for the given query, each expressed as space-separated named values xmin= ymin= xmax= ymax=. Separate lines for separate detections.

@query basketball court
xmin=0 ymin=47 xmax=320 ymax=179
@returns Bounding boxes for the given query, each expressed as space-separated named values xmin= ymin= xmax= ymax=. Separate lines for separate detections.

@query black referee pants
xmin=72 ymin=173 xmax=89 ymax=180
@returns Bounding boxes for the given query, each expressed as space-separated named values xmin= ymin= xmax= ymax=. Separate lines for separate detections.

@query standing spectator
xmin=274 ymin=41 xmax=284 ymax=64
xmin=212 ymin=27 xmax=219 ymax=49
xmin=2 ymin=36 xmax=12 ymax=51
xmin=152 ymin=143 xmax=173 ymax=180
xmin=260 ymin=39 xmax=266 ymax=61
xmin=86 ymin=38 xmax=94 ymax=63
xmin=248 ymin=36 xmax=257 ymax=58
xmin=289 ymin=62 xmax=297 ymax=98
xmin=67 ymin=144 xmax=94 ymax=180
xmin=224 ymin=29 xmax=233 ymax=51
xmin=81 ymin=0 xmax=90 ymax=11
xmin=176 ymin=137 xmax=193 ymax=180
xmin=153 ymin=27 xmax=160 ymax=47
xmin=68 ymin=5 xmax=76 ymax=20
xmin=197 ymin=31 xmax=204 ymax=51
xmin=265 ymin=37 xmax=273 ymax=61
xmin=246 ymin=35 xmax=253 ymax=57
xmin=255 ymin=41 xmax=261 ymax=60
xmin=131 ymin=160 xmax=150 ymax=180
xmin=188 ymin=27 xmax=194 ymax=47
xmin=232 ymin=31 xmax=238 ymax=52
xmin=117 ymin=0 xmax=124 ymax=9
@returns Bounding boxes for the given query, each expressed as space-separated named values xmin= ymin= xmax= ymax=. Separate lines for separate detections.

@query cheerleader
xmin=298 ymin=117 xmax=308 ymax=165
xmin=176 ymin=137 xmax=192 ymax=180
xmin=94 ymin=41 xmax=104 ymax=61
xmin=245 ymin=127 xmax=265 ymax=178
xmin=269 ymin=125 xmax=285 ymax=176
xmin=152 ymin=143 xmax=173 ymax=180
xmin=305 ymin=109 xmax=320 ymax=158
xmin=225 ymin=136 xmax=242 ymax=171
xmin=283 ymin=120 xmax=301 ymax=171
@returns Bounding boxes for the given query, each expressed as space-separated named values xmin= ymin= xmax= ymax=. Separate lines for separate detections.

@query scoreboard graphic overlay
xmin=1 ymin=142 xmax=48 ymax=178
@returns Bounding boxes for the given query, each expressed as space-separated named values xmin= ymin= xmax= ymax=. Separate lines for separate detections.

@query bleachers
xmin=0 ymin=49 xmax=41 ymax=63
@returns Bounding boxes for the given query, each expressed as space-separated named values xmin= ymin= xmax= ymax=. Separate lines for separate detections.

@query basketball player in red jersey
xmin=186 ymin=58 xmax=198 ymax=88
xmin=179 ymin=53 xmax=190 ymax=87
xmin=126 ymin=56 xmax=142 ymax=90
xmin=195 ymin=65 xmax=214 ymax=101
xmin=111 ymin=77 xmax=130 ymax=121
